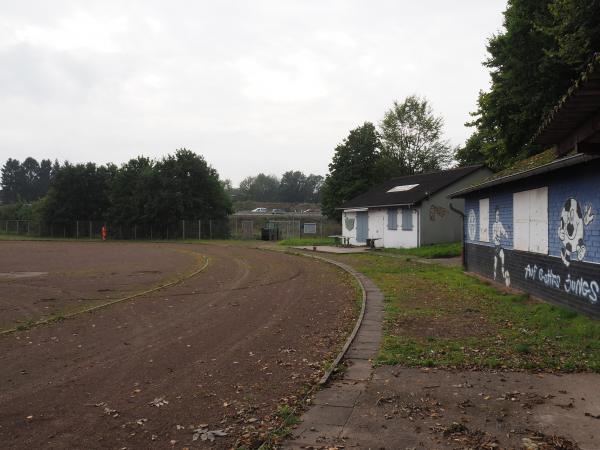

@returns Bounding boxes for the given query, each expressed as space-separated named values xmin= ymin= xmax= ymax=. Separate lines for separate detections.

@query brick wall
xmin=462 ymin=161 xmax=600 ymax=317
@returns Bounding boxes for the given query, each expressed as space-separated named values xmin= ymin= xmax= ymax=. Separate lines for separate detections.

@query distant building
xmin=339 ymin=165 xmax=491 ymax=248
xmin=451 ymin=54 xmax=600 ymax=317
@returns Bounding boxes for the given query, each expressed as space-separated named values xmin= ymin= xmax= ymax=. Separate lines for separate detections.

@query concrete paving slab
xmin=345 ymin=348 xmax=376 ymax=360
xmin=296 ymin=404 xmax=354 ymax=426
xmin=312 ymin=382 xmax=366 ymax=407
xmin=343 ymin=359 xmax=373 ymax=381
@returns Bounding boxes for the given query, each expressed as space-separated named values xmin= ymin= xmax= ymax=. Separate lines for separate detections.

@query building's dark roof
xmin=450 ymin=152 xmax=600 ymax=198
xmin=534 ymin=53 xmax=600 ymax=147
xmin=340 ymin=165 xmax=486 ymax=209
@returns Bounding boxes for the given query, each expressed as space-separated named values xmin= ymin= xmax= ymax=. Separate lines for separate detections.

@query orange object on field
xmin=101 ymin=225 xmax=107 ymax=241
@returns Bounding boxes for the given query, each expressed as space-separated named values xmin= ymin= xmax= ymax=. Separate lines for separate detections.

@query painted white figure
xmin=467 ymin=209 xmax=477 ymax=241
xmin=558 ymin=198 xmax=594 ymax=267
xmin=492 ymin=207 xmax=510 ymax=286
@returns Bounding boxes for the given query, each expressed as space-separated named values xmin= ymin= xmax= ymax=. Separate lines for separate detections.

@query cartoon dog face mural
xmin=558 ymin=198 xmax=594 ymax=267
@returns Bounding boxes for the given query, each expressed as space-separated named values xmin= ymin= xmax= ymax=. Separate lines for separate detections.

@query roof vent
xmin=387 ymin=184 xmax=419 ymax=193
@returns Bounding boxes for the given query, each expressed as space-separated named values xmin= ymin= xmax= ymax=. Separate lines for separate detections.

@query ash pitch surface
xmin=0 ymin=242 xmax=356 ymax=449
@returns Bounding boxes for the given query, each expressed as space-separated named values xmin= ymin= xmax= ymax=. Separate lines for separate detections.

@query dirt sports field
xmin=0 ymin=241 xmax=357 ymax=449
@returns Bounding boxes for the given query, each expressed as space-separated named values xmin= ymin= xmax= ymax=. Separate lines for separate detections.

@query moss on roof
xmin=486 ymin=148 xmax=559 ymax=181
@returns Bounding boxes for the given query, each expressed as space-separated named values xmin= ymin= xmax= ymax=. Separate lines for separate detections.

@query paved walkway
xmin=292 ymin=245 xmax=370 ymax=254
xmin=284 ymin=262 xmax=384 ymax=449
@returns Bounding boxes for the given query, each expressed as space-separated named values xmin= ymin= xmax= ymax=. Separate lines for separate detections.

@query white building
xmin=340 ymin=165 xmax=491 ymax=248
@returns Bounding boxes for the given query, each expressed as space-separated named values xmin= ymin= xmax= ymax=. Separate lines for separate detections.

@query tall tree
xmin=321 ymin=122 xmax=381 ymax=220
xmin=21 ymin=157 xmax=40 ymax=201
xmin=458 ymin=0 xmax=600 ymax=169
xmin=151 ymin=149 xmax=232 ymax=223
xmin=378 ymin=96 xmax=454 ymax=178
xmin=238 ymin=173 xmax=280 ymax=201
xmin=108 ymin=156 xmax=156 ymax=224
xmin=1 ymin=158 xmax=23 ymax=203
xmin=279 ymin=171 xmax=307 ymax=203
xmin=304 ymin=174 xmax=324 ymax=203
xmin=42 ymin=162 xmax=116 ymax=223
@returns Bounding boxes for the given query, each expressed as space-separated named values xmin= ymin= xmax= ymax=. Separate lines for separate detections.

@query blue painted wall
xmin=462 ymin=162 xmax=600 ymax=317
xmin=548 ymin=174 xmax=600 ymax=264
xmin=464 ymin=192 xmax=513 ymax=249
xmin=464 ymin=166 xmax=599 ymax=265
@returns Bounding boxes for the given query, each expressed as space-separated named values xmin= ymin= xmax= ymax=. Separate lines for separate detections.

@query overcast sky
xmin=0 ymin=0 xmax=506 ymax=185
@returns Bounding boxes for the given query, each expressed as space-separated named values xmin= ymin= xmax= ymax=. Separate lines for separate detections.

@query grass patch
xmin=278 ymin=237 xmax=336 ymax=247
xmin=332 ymin=253 xmax=600 ymax=372
xmin=383 ymin=241 xmax=461 ymax=259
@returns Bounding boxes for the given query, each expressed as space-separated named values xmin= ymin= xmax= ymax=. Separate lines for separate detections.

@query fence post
xmin=182 ymin=220 xmax=185 ymax=240
xmin=76 ymin=220 xmax=79 ymax=239
xmin=150 ymin=225 xmax=153 ymax=240
xmin=209 ymin=220 xmax=212 ymax=239
xmin=89 ymin=221 xmax=92 ymax=239
xmin=17 ymin=220 xmax=20 ymax=234
xmin=198 ymin=220 xmax=201 ymax=240
xmin=134 ymin=224 xmax=137 ymax=240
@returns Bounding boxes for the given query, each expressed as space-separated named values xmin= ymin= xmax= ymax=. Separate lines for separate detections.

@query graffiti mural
xmin=492 ymin=207 xmax=510 ymax=286
xmin=467 ymin=209 xmax=477 ymax=241
xmin=558 ymin=198 xmax=594 ymax=267
xmin=345 ymin=217 xmax=355 ymax=231
xmin=429 ymin=205 xmax=448 ymax=221
xmin=524 ymin=263 xmax=599 ymax=304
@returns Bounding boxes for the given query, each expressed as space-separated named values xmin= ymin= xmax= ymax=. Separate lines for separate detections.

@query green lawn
xmin=277 ymin=237 xmax=336 ymax=247
xmin=334 ymin=253 xmax=600 ymax=372
xmin=383 ymin=241 xmax=462 ymax=259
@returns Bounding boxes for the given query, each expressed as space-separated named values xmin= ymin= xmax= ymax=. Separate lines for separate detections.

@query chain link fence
xmin=0 ymin=215 xmax=341 ymax=241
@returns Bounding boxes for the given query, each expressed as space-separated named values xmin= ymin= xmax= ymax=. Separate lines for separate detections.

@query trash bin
xmin=261 ymin=227 xmax=272 ymax=241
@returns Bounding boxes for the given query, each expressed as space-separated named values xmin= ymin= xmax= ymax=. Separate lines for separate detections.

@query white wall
xmin=342 ymin=211 xmax=358 ymax=244
xmin=343 ymin=207 xmax=419 ymax=248
xmin=381 ymin=208 xmax=419 ymax=248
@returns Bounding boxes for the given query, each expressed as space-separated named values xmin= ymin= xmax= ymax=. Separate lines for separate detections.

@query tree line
xmin=457 ymin=0 xmax=600 ymax=169
xmin=234 ymin=171 xmax=323 ymax=203
xmin=1 ymin=157 xmax=60 ymax=203
xmin=1 ymin=149 xmax=232 ymax=225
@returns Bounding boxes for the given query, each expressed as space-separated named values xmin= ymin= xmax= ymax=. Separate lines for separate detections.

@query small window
xmin=401 ymin=209 xmax=413 ymax=231
xmin=387 ymin=208 xmax=398 ymax=230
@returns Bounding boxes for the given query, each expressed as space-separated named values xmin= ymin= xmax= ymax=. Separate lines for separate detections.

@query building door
xmin=356 ymin=211 xmax=368 ymax=243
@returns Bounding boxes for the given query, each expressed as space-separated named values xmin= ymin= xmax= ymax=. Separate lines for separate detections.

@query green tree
xmin=42 ymin=162 xmax=116 ymax=223
xmin=108 ymin=156 xmax=156 ymax=224
xmin=378 ymin=96 xmax=454 ymax=178
xmin=238 ymin=173 xmax=280 ymax=201
xmin=460 ymin=0 xmax=600 ymax=169
xmin=1 ymin=158 xmax=24 ymax=204
xmin=279 ymin=171 xmax=307 ymax=203
xmin=151 ymin=149 xmax=231 ymax=224
xmin=304 ymin=174 xmax=324 ymax=203
xmin=321 ymin=122 xmax=381 ymax=220
xmin=21 ymin=157 xmax=40 ymax=201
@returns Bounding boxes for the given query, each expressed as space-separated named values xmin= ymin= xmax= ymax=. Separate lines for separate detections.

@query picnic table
xmin=366 ymin=237 xmax=382 ymax=249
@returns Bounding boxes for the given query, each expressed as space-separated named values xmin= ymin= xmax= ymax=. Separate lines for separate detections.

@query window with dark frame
xmin=387 ymin=208 xmax=398 ymax=230
xmin=401 ymin=208 xmax=413 ymax=231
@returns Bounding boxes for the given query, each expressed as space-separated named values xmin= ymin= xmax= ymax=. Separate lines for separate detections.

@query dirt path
xmin=0 ymin=243 xmax=356 ymax=449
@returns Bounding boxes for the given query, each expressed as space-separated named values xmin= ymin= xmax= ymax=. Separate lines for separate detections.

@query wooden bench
xmin=329 ymin=235 xmax=350 ymax=247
